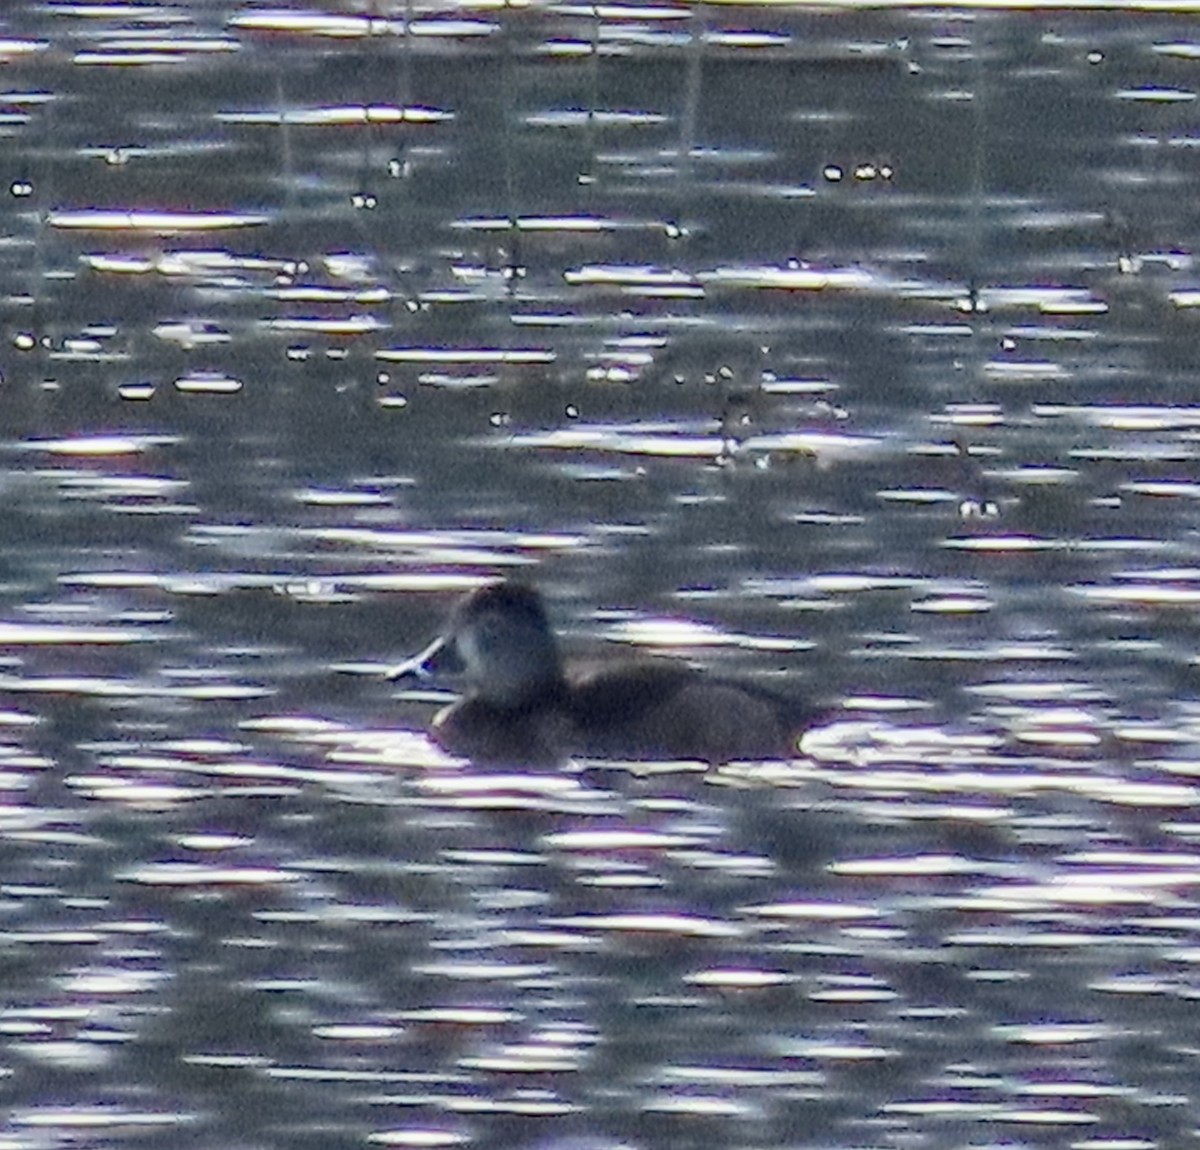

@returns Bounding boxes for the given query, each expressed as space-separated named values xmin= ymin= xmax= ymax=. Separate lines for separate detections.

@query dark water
xmin=2 ymin=3 xmax=1200 ymax=1148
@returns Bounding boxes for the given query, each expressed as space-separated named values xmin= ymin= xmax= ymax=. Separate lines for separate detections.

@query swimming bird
xmin=388 ymin=580 xmax=802 ymax=765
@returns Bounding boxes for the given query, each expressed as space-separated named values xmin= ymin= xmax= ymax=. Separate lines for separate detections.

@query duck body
xmin=391 ymin=581 xmax=796 ymax=766
xmin=566 ymin=660 xmax=787 ymax=763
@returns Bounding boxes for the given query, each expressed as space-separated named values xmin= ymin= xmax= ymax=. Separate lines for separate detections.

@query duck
xmin=387 ymin=580 xmax=803 ymax=765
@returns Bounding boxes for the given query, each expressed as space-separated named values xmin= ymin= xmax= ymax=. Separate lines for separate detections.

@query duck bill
xmin=385 ymin=633 xmax=450 ymax=682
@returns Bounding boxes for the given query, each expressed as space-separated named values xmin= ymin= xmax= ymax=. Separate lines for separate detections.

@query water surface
xmin=2 ymin=3 xmax=1200 ymax=1149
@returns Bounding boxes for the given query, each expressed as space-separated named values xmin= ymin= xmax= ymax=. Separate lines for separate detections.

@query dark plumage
xmin=389 ymin=581 xmax=804 ymax=765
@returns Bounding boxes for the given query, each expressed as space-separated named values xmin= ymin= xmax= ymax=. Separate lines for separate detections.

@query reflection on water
xmin=3 ymin=1 xmax=1200 ymax=1148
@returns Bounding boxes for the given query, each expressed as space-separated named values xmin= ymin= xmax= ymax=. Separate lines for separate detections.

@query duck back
xmin=567 ymin=661 xmax=789 ymax=764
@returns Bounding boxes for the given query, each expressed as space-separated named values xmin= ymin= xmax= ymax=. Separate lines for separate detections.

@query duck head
xmin=389 ymin=581 xmax=565 ymax=711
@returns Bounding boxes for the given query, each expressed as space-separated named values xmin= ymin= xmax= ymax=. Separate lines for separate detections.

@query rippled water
xmin=3 ymin=2 xmax=1200 ymax=1148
